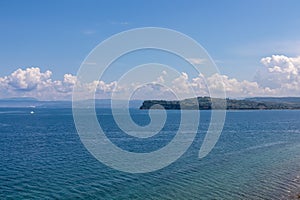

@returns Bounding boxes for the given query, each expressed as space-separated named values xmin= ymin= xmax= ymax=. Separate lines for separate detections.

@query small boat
xmin=30 ymin=111 xmax=34 ymax=114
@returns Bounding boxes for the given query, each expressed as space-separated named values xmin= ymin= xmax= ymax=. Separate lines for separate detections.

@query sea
xmin=0 ymin=108 xmax=299 ymax=199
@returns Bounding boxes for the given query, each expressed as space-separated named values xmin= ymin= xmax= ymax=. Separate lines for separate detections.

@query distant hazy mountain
xmin=0 ymin=97 xmax=39 ymax=102
xmin=2 ymin=97 xmax=300 ymax=109
xmin=0 ymin=98 xmax=143 ymax=108
xmin=73 ymin=99 xmax=143 ymax=108
xmin=0 ymin=98 xmax=70 ymax=108
xmin=245 ymin=97 xmax=300 ymax=104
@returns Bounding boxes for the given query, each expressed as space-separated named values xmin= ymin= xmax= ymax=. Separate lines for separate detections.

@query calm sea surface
xmin=0 ymin=108 xmax=299 ymax=199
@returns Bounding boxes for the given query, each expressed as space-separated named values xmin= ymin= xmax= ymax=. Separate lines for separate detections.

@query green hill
xmin=140 ymin=97 xmax=300 ymax=110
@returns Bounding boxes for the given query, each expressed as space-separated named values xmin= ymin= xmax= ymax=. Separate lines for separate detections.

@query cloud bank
xmin=0 ymin=55 xmax=299 ymax=100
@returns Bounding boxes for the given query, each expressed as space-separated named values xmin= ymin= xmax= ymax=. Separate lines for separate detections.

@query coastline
xmin=140 ymin=97 xmax=300 ymax=110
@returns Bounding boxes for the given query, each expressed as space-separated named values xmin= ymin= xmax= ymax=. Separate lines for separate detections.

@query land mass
xmin=0 ymin=98 xmax=143 ymax=108
xmin=1 ymin=97 xmax=300 ymax=110
xmin=139 ymin=97 xmax=300 ymax=110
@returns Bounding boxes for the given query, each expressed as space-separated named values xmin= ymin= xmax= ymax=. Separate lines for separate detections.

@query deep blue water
xmin=0 ymin=108 xmax=300 ymax=199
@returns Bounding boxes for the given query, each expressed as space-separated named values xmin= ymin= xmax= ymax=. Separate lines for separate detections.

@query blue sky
xmin=1 ymin=0 xmax=300 ymax=100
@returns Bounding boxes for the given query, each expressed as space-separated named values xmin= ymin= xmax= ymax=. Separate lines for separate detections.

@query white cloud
xmin=53 ymin=74 xmax=77 ymax=93
xmin=254 ymin=55 xmax=300 ymax=95
xmin=172 ymin=72 xmax=189 ymax=92
xmin=82 ymin=30 xmax=96 ymax=35
xmin=1 ymin=55 xmax=300 ymax=100
xmin=207 ymin=74 xmax=272 ymax=97
xmin=0 ymin=68 xmax=116 ymax=100
xmin=6 ymin=67 xmax=52 ymax=91
xmin=187 ymin=58 xmax=207 ymax=65
xmin=110 ymin=21 xmax=130 ymax=26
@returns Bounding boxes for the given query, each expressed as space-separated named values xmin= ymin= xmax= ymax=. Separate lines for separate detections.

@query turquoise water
xmin=0 ymin=108 xmax=300 ymax=199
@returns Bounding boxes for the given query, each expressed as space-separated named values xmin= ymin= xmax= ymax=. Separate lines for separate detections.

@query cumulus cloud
xmin=6 ymin=67 xmax=52 ymax=91
xmin=0 ymin=68 xmax=117 ymax=100
xmin=167 ymin=72 xmax=270 ymax=98
xmin=255 ymin=55 xmax=300 ymax=95
xmin=53 ymin=74 xmax=77 ymax=93
xmin=1 ymin=55 xmax=300 ymax=100
xmin=138 ymin=55 xmax=300 ymax=98
xmin=187 ymin=58 xmax=207 ymax=65
xmin=206 ymin=74 xmax=273 ymax=97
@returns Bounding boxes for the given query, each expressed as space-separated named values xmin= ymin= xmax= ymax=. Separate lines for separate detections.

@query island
xmin=139 ymin=97 xmax=300 ymax=110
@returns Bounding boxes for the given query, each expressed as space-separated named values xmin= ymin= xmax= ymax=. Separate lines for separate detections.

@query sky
xmin=1 ymin=0 xmax=300 ymax=100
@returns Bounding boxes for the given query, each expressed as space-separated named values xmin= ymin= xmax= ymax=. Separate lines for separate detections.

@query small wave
xmin=0 ymin=111 xmax=26 ymax=114
xmin=246 ymin=141 xmax=286 ymax=151
xmin=0 ymin=123 xmax=11 ymax=127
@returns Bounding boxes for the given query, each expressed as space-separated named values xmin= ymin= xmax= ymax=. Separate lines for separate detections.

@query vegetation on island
xmin=140 ymin=97 xmax=300 ymax=110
